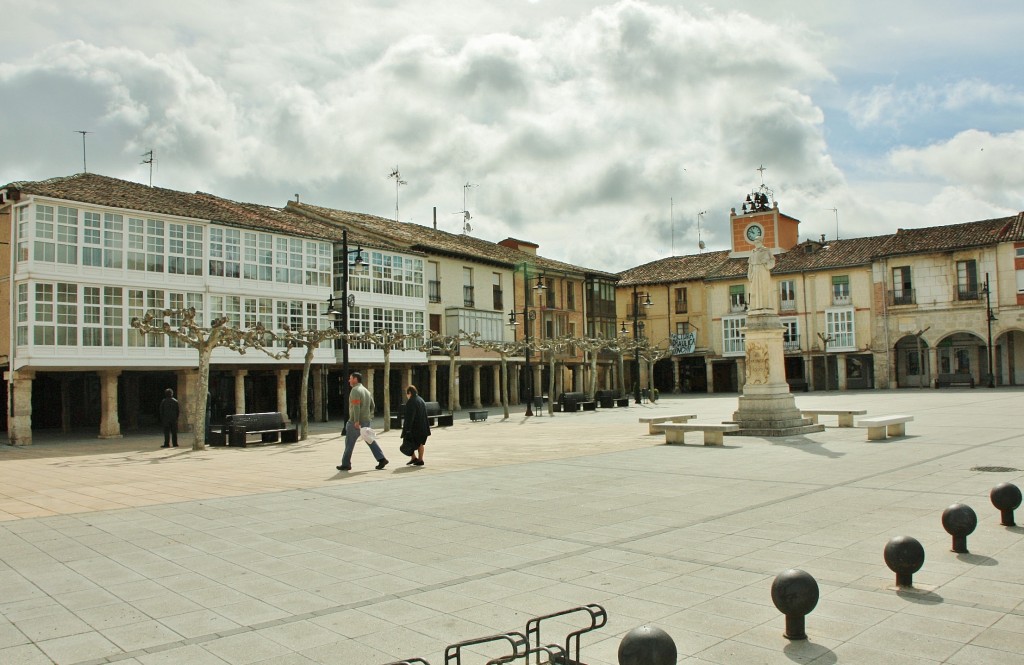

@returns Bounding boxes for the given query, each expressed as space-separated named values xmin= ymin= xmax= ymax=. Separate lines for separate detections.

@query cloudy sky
xmin=2 ymin=1 xmax=1022 ymax=271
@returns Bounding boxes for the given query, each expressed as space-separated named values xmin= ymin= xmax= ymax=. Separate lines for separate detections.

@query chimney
xmin=433 ymin=207 xmax=437 ymax=230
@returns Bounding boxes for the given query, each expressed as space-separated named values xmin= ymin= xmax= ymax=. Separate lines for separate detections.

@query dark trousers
xmin=163 ymin=423 xmax=178 ymax=447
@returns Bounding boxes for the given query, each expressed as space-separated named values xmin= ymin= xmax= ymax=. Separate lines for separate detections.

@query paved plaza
xmin=1 ymin=389 xmax=1023 ymax=664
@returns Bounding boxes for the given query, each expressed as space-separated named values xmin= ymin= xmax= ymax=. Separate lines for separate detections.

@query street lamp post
xmin=631 ymin=286 xmax=653 ymax=404
xmin=983 ymin=273 xmax=997 ymax=388
xmin=326 ymin=229 xmax=363 ymax=421
xmin=508 ymin=265 xmax=545 ymax=417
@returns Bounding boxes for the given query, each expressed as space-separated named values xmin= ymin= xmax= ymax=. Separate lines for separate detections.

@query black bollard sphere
xmin=941 ymin=503 xmax=978 ymax=553
xmin=770 ymin=569 xmax=819 ymax=640
xmin=883 ymin=536 xmax=925 ymax=587
xmin=990 ymin=482 xmax=1022 ymax=527
xmin=618 ymin=625 xmax=677 ymax=665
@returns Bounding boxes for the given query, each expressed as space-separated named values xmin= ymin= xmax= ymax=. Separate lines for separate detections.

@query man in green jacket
xmin=337 ymin=372 xmax=388 ymax=471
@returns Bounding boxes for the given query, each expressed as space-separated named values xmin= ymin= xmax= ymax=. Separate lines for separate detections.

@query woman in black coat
xmin=400 ymin=385 xmax=431 ymax=466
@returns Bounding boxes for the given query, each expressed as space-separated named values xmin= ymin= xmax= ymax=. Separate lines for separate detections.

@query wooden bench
xmin=800 ymin=409 xmax=867 ymax=427
xmin=468 ymin=410 xmax=489 ymax=422
xmin=639 ymin=414 xmax=697 ymax=435
xmin=858 ymin=414 xmax=913 ymax=441
xmin=580 ymin=400 xmax=597 ymax=411
xmin=391 ymin=400 xmax=454 ymax=428
xmin=662 ymin=423 xmax=739 ymax=446
xmin=615 ymin=397 xmax=630 ymax=407
xmin=221 ymin=412 xmax=298 ymax=447
xmin=936 ymin=373 xmax=975 ymax=388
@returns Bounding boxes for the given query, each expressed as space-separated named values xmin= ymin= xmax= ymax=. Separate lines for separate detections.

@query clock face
xmin=745 ymin=224 xmax=763 ymax=242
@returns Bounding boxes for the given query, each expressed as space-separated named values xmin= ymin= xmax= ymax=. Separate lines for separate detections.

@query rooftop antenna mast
xmin=697 ymin=210 xmax=707 ymax=252
xmin=827 ymin=207 xmax=839 ymax=240
xmin=452 ymin=181 xmax=477 ymax=234
xmin=387 ymin=167 xmax=407 ymax=221
xmin=141 ymin=149 xmax=154 ymax=187
xmin=74 ymin=130 xmax=91 ymax=173
xmin=670 ymin=197 xmax=675 ymax=256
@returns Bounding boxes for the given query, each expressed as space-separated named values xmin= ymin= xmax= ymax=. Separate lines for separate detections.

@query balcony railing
xmin=492 ymin=287 xmax=503 ymax=311
xmin=675 ymin=301 xmax=688 ymax=314
xmin=783 ymin=335 xmax=801 ymax=352
xmin=779 ymin=298 xmax=796 ymax=312
xmin=463 ymin=285 xmax=475 ymax=308
xmin=957 ymin=288 xmax=980 ymax=301
xmin=888 ymin=289 xmax=916 ymax=306
xmin=428 ymin=280 xmax=441 ymax=303
xmin=832 ymin=294 xmax=852 ymax=306
xmin=729 ymin=299 xmax=747 ymax=313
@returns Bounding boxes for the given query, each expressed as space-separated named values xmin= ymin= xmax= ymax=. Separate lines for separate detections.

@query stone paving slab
xmin=1 ymin=389 xmax=1023 ymax=664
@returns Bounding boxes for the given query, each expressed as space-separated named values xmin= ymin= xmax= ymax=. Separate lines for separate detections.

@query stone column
xmin=234 ymin=370 xmax=248 ymax=414
xmin=510 ymin=362 xmax=520 ymax=404
xmin=276 ymin=369 xmax=289 ymax=422
xmin=403 ymin=367 xmax=413 ymax=391
xmin=365 ymin=369 xmax=375 ymax=414
xmin=98 ymin=370 xmax=122 ymax=439
xmin=533 ymin=365 xmax=543 ymax=400
xmin=312 ymin=368 xmax=324 ymax=422
xmin=837 ymin=354 xmax=848 ymax=391
xmin=673 ymin=358 xmax=681 ymax=393
xmin=736 ymin=357 xmax=746 ymax=391
xmin=6 ymin=370 xmax=34 ymax=445
xmin=492 ymin=365 xmax=502 ymax=406
xmin=705 ymin=362 xmax=715 ymax=394
xmin=428 ymin=363 xmax=438 ymax=401
xmin=472 ymin=365 xmax=482 ymax=409
xmin=927 ymin=347 xmax=938 ymax=389
xmin=804 ymin=356 xmax=814 ymax=390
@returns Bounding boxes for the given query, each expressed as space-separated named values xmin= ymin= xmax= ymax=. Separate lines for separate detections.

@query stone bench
xmin=639 ymin=414 xmax=697 ymax=435
xmin=800 ymin=409 xmax=867 ymax=427
xmin=858 ymin=414 xmax=913 ymax=441
xmin=662 ymin=422 xmax=739 ymax=446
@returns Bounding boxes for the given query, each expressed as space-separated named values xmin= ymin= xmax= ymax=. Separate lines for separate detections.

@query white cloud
xmin=0 ymin=0 xmax=1020 ymax=271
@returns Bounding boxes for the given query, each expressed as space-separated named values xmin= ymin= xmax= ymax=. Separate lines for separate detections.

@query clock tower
xmin=728 ymin=188 xmax=802 ymax=258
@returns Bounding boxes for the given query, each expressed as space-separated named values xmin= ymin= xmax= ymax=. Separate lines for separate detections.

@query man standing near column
xmin=159 ymin=388 xmax=180 ymax=449
xmin=337 ymin=372 xmax=388 ymax=471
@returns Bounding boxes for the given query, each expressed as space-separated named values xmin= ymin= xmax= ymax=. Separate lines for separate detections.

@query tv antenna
xmin=452 ymin=181 xmax=477 ymax=234
xmin=827 ymin=207 xmax=839 ymax=240
xmin=141 ymin=149 xmax=154 ymax=187
xmin=74 ymin=130 xmax=91 ymax=173
xmin=387 ymin=167 xmax=407 ymax=221
xmin=697 ymin=210 xmax=707 ymax=252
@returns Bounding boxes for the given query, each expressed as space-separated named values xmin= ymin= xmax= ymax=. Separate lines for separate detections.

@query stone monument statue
xmin=747 ymin=238 xmax=775 ymax=311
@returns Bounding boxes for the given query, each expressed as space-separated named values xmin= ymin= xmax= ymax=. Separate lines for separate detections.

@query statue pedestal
xmin=729 ymin=311 xmax=824 ymax=436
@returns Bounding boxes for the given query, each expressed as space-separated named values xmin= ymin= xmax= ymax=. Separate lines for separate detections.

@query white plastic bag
xmin=360 ymin=426 xmax=376 ymax=443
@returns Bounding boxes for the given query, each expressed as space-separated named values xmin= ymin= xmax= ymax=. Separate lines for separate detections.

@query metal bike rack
xmin=444 ymin=631 xmax=528 ymax=665
xmin=524 ymin=604 xmax=607 ymax=665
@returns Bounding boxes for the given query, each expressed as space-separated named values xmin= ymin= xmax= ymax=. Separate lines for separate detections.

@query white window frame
xmin=825 ymin=308 xmax=856 ymax=351
xmin=722 ymin=315 xmax=746 ymax=355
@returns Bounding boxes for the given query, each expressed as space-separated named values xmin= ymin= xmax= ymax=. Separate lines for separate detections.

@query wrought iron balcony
xmin=783 ymin=335 xmax=801 ymax=352
xmin=779 ymin=298 xmax=796 ymax=312
xmin=463 ymin=285 xmax=475 ymax=308
xmin=957 ymin=288 xmax=981 ymax=301
xmin=675 ymin=301 xmax=688 ymax=314
xmin=888 ymin=289 xmax=916 ymax=306
xmin=492 ymin=287 xmax=503 ymax=311
xmin=832 ymin=294 xmax=852 ymax=306
xmin=428 ymin=280 xmax=441 ymax=303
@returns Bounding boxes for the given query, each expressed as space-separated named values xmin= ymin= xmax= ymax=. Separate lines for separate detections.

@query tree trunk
xmin=192 ymin=345 xmax=213 ymax=450
xmin=547 ymin=353 xmax=556 ymax=416
xmin=299 ymin=345 xmax=313 ymax=440
xmin=382 ymin=348 xmax=392 ymax=432
xmin=448 ymin=354 xmax=459 ymax=411
xmin=500 ymin=354 xmax=510 ymax=419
